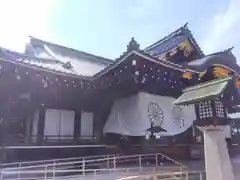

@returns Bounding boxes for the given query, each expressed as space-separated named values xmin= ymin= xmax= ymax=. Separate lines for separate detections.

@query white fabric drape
xmin=103 ymin=92 xmax=196 ymax=136
xmin=103 ymin=95 xmax=142 ymax=136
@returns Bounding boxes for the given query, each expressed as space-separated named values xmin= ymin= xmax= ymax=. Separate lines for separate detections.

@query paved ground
xmin=182 ymin=154 xmax=240 ymax=179
xmin=58 ymin=155 xmax=240 ymax=180
xmin=230 ymin=155 xmax=240 ymax=179
xmin=55 ymin=167 xmax=184 ymax=180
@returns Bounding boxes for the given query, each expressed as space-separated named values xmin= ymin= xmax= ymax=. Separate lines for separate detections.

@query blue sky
xmin=0 ymin=0 xmax=239 ymax=60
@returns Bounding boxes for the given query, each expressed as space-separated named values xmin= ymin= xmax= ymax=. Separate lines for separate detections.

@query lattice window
xmin=198 ymin=101 xmax=213 ymax=119
xmin=214 ymin=99 xmax=225 ymax=117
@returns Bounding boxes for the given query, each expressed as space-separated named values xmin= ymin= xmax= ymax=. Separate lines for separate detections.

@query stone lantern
xmin=174 ymin=76 xmax=235 ymax=180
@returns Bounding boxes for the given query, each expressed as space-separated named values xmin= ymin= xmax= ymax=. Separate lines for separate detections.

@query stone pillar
xmin=199 ymin=126 xmax=234 ymax=180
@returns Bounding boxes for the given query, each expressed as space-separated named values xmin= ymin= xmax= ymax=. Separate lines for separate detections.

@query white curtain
xmin=81 ymin=111 xmax=94 ymax=139
xmin=44 ymin=109 xmax=59 ymax=139
xmin=103 ymin=92 xmax=196 ymax=136
xmin=60 ymin=110 xmax=75 ymax=139
xmin=44 ymin=109 xmax=75 ymax=140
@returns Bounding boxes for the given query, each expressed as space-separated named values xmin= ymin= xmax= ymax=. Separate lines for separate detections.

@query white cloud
xmin=201 ymin=0 xmax=240 ymax=58
xmin=0 ymin=0 xmax=56 ymax=52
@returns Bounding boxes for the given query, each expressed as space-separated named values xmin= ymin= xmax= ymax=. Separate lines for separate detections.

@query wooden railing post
xmin=44 ymin=165 xmax=48 ymax=180
xmin=0 ymin=172 xmax=3 ymax=180
xmin=155 ymin=154 xmax=158 ymax=166
xmin=139 ymin=155 xmax=142 ymax=170
xmin=53 ymin=160 xmax=56 ymax=179
xmin=199 ymin=171 xmax=203 ymax=180
xmin=106 ymin=156 xmax=109 ymax=168
xmin=113 ymin=157 xmax=116 ymax=169
xmin=185 ymin=171 xmax=188 ymax=180
xmin=82 ymin=159 xmax=85 ymax=176
xmin=17 ymin=163 xmax=21 ymax=180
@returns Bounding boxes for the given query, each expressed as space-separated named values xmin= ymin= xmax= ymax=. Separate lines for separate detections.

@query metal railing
xmin=1 ymin=168 xmax=206 ymax=180
xmin=0 ymin=153 xmax=188 ymax=180
xmin=3 ymin=135 xmax=96 ymax=144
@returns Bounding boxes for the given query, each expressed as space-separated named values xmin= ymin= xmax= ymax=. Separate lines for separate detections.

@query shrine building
xmin=0 ymin=24 xmax=239 ymax=162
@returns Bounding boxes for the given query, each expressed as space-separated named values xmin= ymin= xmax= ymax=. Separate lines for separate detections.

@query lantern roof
xmin=174 ymin=77 xmax=232 ymax=105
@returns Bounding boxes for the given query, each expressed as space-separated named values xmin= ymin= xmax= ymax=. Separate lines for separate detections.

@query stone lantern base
xmin=198 ymin=125 xmax=234 ymax=180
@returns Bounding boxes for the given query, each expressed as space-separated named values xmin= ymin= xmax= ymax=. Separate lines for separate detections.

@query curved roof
xmin=144 ymin=24 xmax=203 ymax=57
xmin=0 ymin=46 xmax=186 ymax=80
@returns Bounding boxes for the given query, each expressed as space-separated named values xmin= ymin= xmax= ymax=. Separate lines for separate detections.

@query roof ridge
xmin=194 ymin=48 xmax=235 ymax=59
xmin=144 ymin=23 xmax=205 ymax=57
xmin=5 ymin=48 xmax=67 ymax=65
xmin=144 ymin=23 xmax=188 ymax=51
xmin=185 ymin=26 xmax=204 ymax=56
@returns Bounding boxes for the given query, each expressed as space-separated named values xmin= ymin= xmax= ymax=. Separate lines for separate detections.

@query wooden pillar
xmin=0 ymin=109 xmax=6 ymax=163
xmin=0 ymin=96 xmax=11 ymax=146
xmin=93 ymin=110 xmax=103 ymax=143
xmin=93 ymin=100 xmax=113 ymax=144
xmin=37 ymin=106 xmax=46 ymax=145
xmin=74 ymin=110 xmax=81 ymax=143
xmin=0 ymin=105 xmax=6 ymax=146
xmin=23 ymin=98 xmax=35 ymax=144
xmin=0 ymin=96 xmax=11 ymax=163
xmin=25 ymin=109 xmax=34 ymax=144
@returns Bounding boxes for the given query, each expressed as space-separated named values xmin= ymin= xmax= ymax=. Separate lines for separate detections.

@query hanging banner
xmin=179 ymin=39 xmax=193 ymax=57
xmin=213 ymin=66 xmax=234 ymax=78
xmin=236 ymin=78 xmax=240 ymax=89
xmin=212 ymin=65 xmax=240 ymax=89
xmin=182 ymin=71 xmax=193 ymax=79
xmin=103 ymin=92 xmax=196 ymax=136
xmin=199 ymin=65 xmax=239 ymax=86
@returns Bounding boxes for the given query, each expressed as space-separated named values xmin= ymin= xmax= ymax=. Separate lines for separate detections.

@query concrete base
xmin=199 ymin=126 xmax=234 ymax=180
